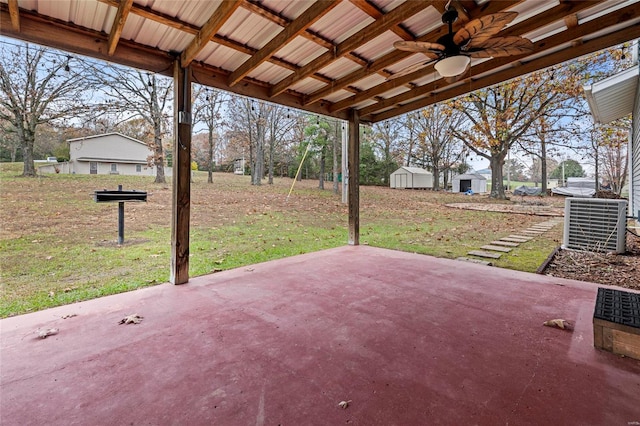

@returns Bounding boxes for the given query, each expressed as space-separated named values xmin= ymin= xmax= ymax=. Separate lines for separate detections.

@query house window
xmin=110 ymin=163 xmax=118 ymax=174
xmin=90 ymin=162 xmax=97 ymax=175
xmin=136 ymin=164 xmax=142 ymax=172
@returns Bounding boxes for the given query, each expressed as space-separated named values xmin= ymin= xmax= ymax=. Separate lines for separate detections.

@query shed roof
xmin=2 ymin=0 xmax=639 ymax=122
xmin=454 ymin=173 xmax=487 ymax=180
xmin=394 ymin=166 xmax=432 ymax=175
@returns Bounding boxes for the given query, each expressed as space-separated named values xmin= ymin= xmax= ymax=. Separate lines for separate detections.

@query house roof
xmin=67 ymin=132 xmax=148 ymax=146
xmin=584 ymin=62 xmax=639 ymax=124
xmin=2 ymin=1 xmax=640 ymax=123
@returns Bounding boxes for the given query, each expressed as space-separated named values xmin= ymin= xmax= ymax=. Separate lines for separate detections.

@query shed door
xmin=396 ymin=174 xmax=407 ymax=188
xmin=90 ymin=162 xmax=98 ymax=175
xmin=460 ymin=179 xmax=472 ymax=192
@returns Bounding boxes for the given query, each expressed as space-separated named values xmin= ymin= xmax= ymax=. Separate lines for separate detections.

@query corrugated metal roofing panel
xmin=507 ymin=0 xmax=557 ymax=26
xmin=385 ymin=53 xmax=431 ymax=73
xmin=317 ymin=57 xmax=361 ymax=80
xmin=352 ymin=99 xmax=378 ymax=110
xmin=372 ymin=0 xmax=407 ymax=13
xmin=247 ymin=62 xmax=291 ymax=85
xmin=69 ymin=0 xmax=114 ymax=33
xmin=322 ymin=89 xmax=356 ymax=103
xmin=353 ymin=31 xmax=398 ymax=62
xmin=309 ymin=1 xmax=374 ymax=44
xmin=378 ymin=86 xmax=411 ymax=99
xmin=198 ymin=43 xmax=251 ymax=72
xmin=289 ymin=77 xmax=327 ymax=94
xmin=217 ymin=8 xmax=281 ymax=50
xmin=275 ymin=36 xmax=327 ymax=67
xmin=350 ymin=73 xmax=386 ymax=91
xmin=260 ymin=0 xmax=314 ymax=20
xmin=401 ymin=6 xmax=441 ymax=38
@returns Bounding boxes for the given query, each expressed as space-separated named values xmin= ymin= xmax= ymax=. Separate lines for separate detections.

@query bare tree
xmin=0 ymin=43 xmax=94 ymax=176
xmin=193 ymin=87 xmax=226 ymax=183
xmin=89 ymin=64 xmax=173 ymax=183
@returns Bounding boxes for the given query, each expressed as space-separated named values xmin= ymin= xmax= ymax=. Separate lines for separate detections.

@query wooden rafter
xmin=96 ymin=0 xmax=350 ymax=92
xmin=7 ymin=0 xmax=19 ymax=31
xmin=366 ymin=5 xmax=640 ymax=122
xmin=330 ymin=0 xmax=595 ymax=113
xmin=304 ymin=0 xmax=519 ymax=107
xmin=349 ymin=0 xmax=415 ymax=41
xmin=228 ymin=0 xmax=339 ymax=87
xmin=269 ymin=0 xmax=427 ymax=98
xmin=107 ymin=0 xmax=133 ymax=56
xmin=180 ymin=0 xmax=242 ymax=68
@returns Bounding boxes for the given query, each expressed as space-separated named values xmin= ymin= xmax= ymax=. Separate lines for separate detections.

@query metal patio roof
xmin=1 ymin=0 xmax=640 ymax=123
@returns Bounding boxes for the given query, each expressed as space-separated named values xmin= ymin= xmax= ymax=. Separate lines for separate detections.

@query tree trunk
xmin=208 ymin=128 xmax=214 ymax=183
xmin=489 ymin=155 xmax=507 ymax=199
xmin=432 ymin=167 xmax=440 ymax=190
xmin=268 ymin=134 xmax=274 ymax=185
xmin=333 ymin=124 xmax=339 ymax=194
xmin=319 ymin=145 xmax=326 ymax=190
xmin=153 ymin=127 xmax=166 ymax=184
xmin=252 ymin=121 xmax=264 ymax=186
xmin=21 ymin=129 xmax=36 ymax=177
xmin=540 ymin=141 xmax=547 ymax=194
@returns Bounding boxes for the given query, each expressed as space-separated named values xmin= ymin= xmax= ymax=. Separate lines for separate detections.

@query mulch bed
xmin=543 ymin=230 xmax=640 ymax=290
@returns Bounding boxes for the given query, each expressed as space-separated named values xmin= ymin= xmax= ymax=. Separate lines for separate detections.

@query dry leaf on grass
xmin=37 ymin=328 xmax=59 ymax=339
xmin=119 ymin=314 xmax=143 ymax=325
xmin=543 ymin=319 xmax=573 ymax=330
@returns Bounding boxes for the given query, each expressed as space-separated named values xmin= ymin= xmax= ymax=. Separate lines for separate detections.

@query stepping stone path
xmin=458 ymin=217 xmax=564 ymax=265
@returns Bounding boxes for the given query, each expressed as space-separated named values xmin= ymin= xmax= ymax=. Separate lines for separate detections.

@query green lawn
xmin=0 ymin=163 xmax=563 ymax=317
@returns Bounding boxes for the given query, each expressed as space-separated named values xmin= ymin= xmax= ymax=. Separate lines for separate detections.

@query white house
xmin=390 ymin=166 xmax=433 ymax=189
xmin=583 ymin=43 xmax=639 ymax=224
xmin=452 ymin=173 xmax=487 ymax=193
xmin=39 ymin=133 xmax=171 ymax=177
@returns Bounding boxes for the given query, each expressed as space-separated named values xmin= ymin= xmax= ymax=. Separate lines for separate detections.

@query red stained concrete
xmin=1 ymin=246 xmax=639 ymax=425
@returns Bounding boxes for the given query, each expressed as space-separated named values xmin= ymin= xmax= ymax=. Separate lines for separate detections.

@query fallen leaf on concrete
xmin=338 ymin=400 xmax=352 ymax=409
xmin=38 ymin=328 xmax=59 ymax=339
xmin=543 ymin=319 xmax=573 ymax=330
xmin=119 ymin=314 xmax=143 ymax=325
xmin=61 ymin=314 xmax=77 ymax=319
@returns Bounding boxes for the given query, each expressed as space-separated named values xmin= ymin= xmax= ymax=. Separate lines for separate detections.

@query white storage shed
xmin=452 ymin=173 xmax=487 ymax=193
xmin=390 ymin=167 xmax=433 ymax=189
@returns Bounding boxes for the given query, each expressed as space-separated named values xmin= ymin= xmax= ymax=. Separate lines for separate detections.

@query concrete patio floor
xmin=1 ymin=246 xmax=639 ymax=425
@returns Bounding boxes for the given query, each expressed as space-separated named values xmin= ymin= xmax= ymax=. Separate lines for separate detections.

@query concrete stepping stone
xmin=481 ymin=245 xmax=512 ymax=253
xmin=501 ymin=237 xmax=529 ymax=243
xmin=508 ymin=235 xmax=533 ymax=240
xmin=468 ymin=250 xmax=502 ymax=259
xmin=456 ymin=257 xmax=493 ymax=266
xmin=522 ymin=230 xmax=544 ymax=234
xmin=490 ymin=240 xmax=519 ymax=247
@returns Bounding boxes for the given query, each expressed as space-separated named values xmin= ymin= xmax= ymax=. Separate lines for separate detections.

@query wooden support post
xmin=348 ymin=109 xmax=360 ymax=245
xmin=170 ymin=62 xmax=192 ymax=284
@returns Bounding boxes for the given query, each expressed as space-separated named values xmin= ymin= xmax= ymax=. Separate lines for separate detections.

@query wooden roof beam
xmin=305 ymin=0 xmax=520 ymax=107
xmin=269 ymin=0 xmax=426 ymax=98
xmin=180 ymin=0 xmax=242 ymax=68
xmin=7 ymin=0 xmax=19 ymax=31
xmin=369 ymin=24 xmax=640 ymax=122
xmin=228 ymin=0 xmax=339 ymax=87
xmin=107 ymin=0 xmax=133 ymax=56
xmin=349 ymin=0 xmax=415 ymax=41
xmin=365 ymin=4 xmax=640 ymax=121
xmin=330 ymin=0 xmax=594 ymax=113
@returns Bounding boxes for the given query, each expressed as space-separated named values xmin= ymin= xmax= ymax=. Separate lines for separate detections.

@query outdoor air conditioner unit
xmin=563 ymin=198 xmax=628 ymax=253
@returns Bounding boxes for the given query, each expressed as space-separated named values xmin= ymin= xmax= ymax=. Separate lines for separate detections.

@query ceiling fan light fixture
xmin=434 ymin=55 xmax=470 ymax=77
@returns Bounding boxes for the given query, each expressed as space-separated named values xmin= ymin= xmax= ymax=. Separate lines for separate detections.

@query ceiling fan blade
xmin=453 ymin=12 xmax=518 ymax=47
xmin=387 ymin=60 xmax=435 ymax=80
xmin=394 ymin=41 xmax=445 ymax=55
xmin=466 ymin=37 xmax=534 ymax=58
